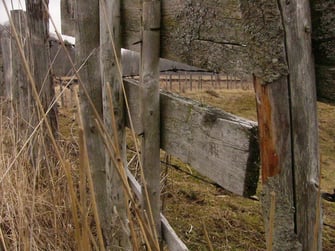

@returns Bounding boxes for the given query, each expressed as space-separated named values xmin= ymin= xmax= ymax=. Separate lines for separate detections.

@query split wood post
xmin=25 ymin=0 xmax=58 ymax=135
xmin=240 ymin=1 xmax=321 ymax=250
xmin=100 ymin=0 xmax=132 ymax=249
xmin=1 ymin=29 xmax=12 ymax=101
xmin=140 ymin=0 xmax=162 ymax=245
xmin=10 ymin=10 xmax=32 ymax=133
xmin=75 ymin=0 xmax=107 ymax=246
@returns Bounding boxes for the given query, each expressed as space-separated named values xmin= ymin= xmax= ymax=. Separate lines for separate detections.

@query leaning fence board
xmin=126 ymin=169 xmax=189 ymax=251
xmin=124 ymin=79 xmax=259 ymax=197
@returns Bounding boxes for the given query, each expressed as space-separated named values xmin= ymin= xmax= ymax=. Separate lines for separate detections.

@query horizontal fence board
xmin=126 ymin=170 xmax=189 ymax=251
xmin=124 ymin=79 xmax=260 ymax=196
xmin=120 ymin=0 xmax=247 ymax=74
xmin=60 ymin=0 xmax=248 ymax=73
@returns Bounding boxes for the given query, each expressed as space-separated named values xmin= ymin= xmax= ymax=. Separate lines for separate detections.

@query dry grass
xmin=0 ymin=103 xmax=80 ymax=250
xmin=1 ymin=87 xmax=334 ymax=250
xmin=175 ymin=89 xmax=335 ymax=250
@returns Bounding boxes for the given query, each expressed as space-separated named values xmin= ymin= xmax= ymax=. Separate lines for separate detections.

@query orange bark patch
xmin=254 ymin=78 xmax=280 ymax=183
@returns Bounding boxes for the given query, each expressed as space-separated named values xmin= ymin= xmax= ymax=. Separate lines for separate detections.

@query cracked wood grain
xmin=124 ymin=79 xmax=260 ymax=197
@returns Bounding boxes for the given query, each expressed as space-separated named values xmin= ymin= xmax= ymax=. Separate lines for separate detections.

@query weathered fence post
xmin=100 ymin=0 xmax=132 ymax=249
xmin=25 ymin=0 xmax=58 ymax=135
xmin=10 ymin=10 xmax=31 ymax=129
xmin=140 ymin=0 xmax=162 ymax=245
xmin=76 ymin=0 xmax=107 ymax=246
xmin=1 ymin=29 xmax=12 ymax=100
xmin=240 ymin=0 xmax=321 ymax=250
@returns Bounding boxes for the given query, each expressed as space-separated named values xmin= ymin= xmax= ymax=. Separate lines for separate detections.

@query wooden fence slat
xmin=75 ymin=0 xmax=107 ymax=247
xmin=25 ymin=0 xmax=58 ymax=134
xmin=100 ymin=0 xmax=131 ymax=248
xmin=140 ymin=0 xmax=162 ymax=241
xmin=281 ymin=1 xmax=321 ymax=249
xmin=60 ymin=1 xmax=259 ymax=76
xmin=0 ymin=32 xmax=11 ymax=100
xmin=119 ymin=0 xmax=247 ymax=74
xmin=124 ymin=79 xmax=260 ymax=197
xmin=11 ymin=10 xmax=31 ymax=128
xmin=126 ymin=169 xmax=189 ymax=251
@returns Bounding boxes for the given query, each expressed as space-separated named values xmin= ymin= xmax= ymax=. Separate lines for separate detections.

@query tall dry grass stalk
xmin=0 ymin=105 xmax=81 ymax=250
xmin=0 ymin=1 xmax=162 ymax=250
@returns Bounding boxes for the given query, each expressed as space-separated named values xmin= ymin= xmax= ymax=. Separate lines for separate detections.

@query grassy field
xmin=1 ymin=87 xmax=334 ymax=250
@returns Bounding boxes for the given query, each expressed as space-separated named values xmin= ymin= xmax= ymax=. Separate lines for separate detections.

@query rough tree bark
xmin=240 ymin=0 xmax=321 ymax=250
xmin=100 ymin=0 xmax=132 ymax=249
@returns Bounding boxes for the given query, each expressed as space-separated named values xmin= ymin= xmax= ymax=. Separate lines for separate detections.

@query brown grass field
xmin=0 ymin=83 xmax=334 ymax=250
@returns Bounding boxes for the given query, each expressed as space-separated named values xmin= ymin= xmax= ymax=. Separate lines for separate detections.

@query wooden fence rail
xmin=0 ymin=0 xmax=322 ymax=250
xmin=124 ymin=79 xmax=259 ymax=197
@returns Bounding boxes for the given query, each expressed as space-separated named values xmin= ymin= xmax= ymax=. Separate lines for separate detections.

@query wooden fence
xmin=0 ymin=0 xmax=322 ymax=250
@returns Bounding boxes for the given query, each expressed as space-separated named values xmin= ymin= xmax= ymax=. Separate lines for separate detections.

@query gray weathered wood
xmin=280 ymin=1 xmax=321 ymax=249
xmin=1 ymin=30 xmax=12 ymax=100
xmin=124 ymin=79 xmax=260 ymax=197
xmin=253 ymin=77 xmax=301 ymax=251
xmin=75 ymin=0 xmax=107 ymax=246
xmin=25 ymin=0 xmax=58 ymax=134
xmin=61 ymin=0 xmax=76 ymax=37
xmin=241 ymin=0 xmax=321 ymax=250
xmin=100 ymin=0 xmax=132 ymax=249
xmin=126 ymin=169 xmax=189 ymax=251
xmin=140 ymin=0 xmax=162 ymax=242
xmin=61 ymin=0 xmax=248 ymax=75
xmin=121 ymin=0 xmax=248 ymax=74
xmin=10 ymin=10 xmax=32 ymax=128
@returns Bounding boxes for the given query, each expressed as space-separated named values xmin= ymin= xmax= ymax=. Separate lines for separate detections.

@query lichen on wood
xmin=240 ymin=0 xmax=288 ymax=83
